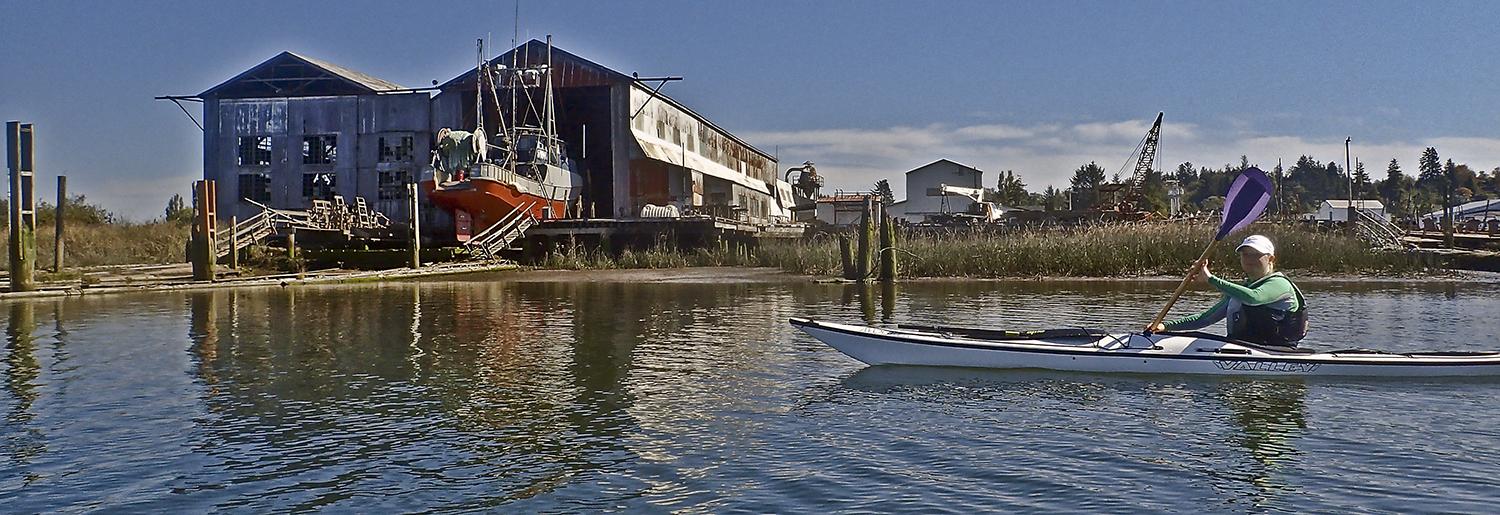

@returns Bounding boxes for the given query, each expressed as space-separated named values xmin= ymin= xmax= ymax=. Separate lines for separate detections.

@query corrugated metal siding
xmin=206 ymin=93 xmax=430 ymax=223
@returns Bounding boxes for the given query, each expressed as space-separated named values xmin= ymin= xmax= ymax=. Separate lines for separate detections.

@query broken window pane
xmin=378 ymin=169 xmax=411 ymax=200
xmin=379 ymin=135 xmax=415 ymax=163
xmin=302 ymin=135 xmax=337 ymax=165
xmin=237 ymin=172 xmax=272 ymax=203
xmin=237 ymin=136 xmax=271 ymax=167
xmin=303 ymin=172 xmax=336 ymax=199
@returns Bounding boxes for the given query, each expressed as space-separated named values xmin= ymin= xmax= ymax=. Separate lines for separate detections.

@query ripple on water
xmin=1 ymin=279 xmax=1498 ymax=511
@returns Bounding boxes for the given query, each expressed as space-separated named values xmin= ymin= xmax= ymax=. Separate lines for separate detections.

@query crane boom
xmin=936 ymin=183 xmax=986 ymax=203
xmin=1131 ymin=112 xmax=1164 ymax=187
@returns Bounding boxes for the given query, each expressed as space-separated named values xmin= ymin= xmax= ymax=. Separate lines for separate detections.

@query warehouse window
xmin=237 ymin=136 xmax=271 ymax=167
xmin=378 ymin=169 xmax=410 ymax=200
xmin=303 ymin=172 xmax=336 ymax=199
xmin=303 ymin=135 xmax=337 ymax=165
xmin=237 ymin=172 xmax=271 ymax=203
xmin=379 ymin=135 xmax=414 ymax=162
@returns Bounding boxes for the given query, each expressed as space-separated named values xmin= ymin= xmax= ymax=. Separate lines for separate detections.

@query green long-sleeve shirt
xmin=1165 ymin=273 xmax=1300 ymax=332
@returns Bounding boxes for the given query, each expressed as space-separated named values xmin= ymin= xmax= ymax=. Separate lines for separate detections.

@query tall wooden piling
xmin=7 ymin=121 xmax=37 ymax=292
xmin=856 ymin=198 xmax=873 ymax=280
xmin=190 ymin=180 xmax=217 ymax=281
xmin=878 ymin=202 xmax=896 ymax=282
xmin=839 ymin=235 xmax=856 ymax=280
xmin=286 ymin=229 xmax=297 ymax=261
xmin=53 ymin=175 xmax=65 ymax=272
xmin=228 ymin=215 xmax=240 ymax=270
xmin=408 ymin=183 xmax=421 ymax=268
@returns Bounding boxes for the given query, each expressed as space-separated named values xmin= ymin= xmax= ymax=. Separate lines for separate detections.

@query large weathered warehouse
xmin=191 ymin=41 xmax=787 ymax=234
xmin=431 ymin=40 xmax=784 ymax=225
xmin=199 ymin=51 xmax=430 ymax=223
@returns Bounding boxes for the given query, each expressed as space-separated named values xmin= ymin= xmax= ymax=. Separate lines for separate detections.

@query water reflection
xmin=832 ymin=366 xmax=1310 ymax=507
xmin=3 ymin=276 xmax=1497 ymax=512
xmin=1218 ymin=379 xmax=1307 ymax=499
xmin=170 ymin=279 xmax=807 ymax=508
xmin=5 ymin=302 xmax=42 ymax=476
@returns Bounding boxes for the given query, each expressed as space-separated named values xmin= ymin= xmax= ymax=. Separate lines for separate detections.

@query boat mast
xmin=545 ymin=35 xmax=557 ymax=157
xmin=510 ymin=0 xmax=519 ymax=143
xmin=475 ymin=39 xmax=485 ymax=137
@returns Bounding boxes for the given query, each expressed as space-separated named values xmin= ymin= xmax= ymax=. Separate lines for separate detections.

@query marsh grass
xmin=535 ymin=222 xmax=1422 ymax=277
xmin=0 ymin=220 xmax=190 ymax=270
xmin=770 ymin=222 xmax=1421 ymax=277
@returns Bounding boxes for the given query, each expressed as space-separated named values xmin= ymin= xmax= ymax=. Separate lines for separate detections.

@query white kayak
xmin=790 ymin=318 xmax=1500 ymax=377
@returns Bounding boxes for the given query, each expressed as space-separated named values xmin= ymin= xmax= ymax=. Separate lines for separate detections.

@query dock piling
xmin=54 ymin=175 xmax=65 ymax=272
xmin=287 ymin=229 xmax=297 ymax=261
xmin=839 ymin=235 xmax=856 ymax=280
xmin=7 ymin=121 xmax=36 ymax=292
xmin=878 ymin=202 xmax=896 ymax=282
xmin=229 ymin=215 xmax=240 ymax=270
xmin=856 ymin=198 xmax=873 ymax=280
xmin=190 ymin=180 xmax=217 ymax=281
xmin=408 ymin=183 xmax=421 ymax=268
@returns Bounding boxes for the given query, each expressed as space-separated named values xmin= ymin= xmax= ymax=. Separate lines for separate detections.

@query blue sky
xmin=4 ymin=0 xmax=1499 ymax=219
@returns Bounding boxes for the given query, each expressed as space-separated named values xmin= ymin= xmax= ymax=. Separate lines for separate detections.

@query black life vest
xmin=1228 ymin=273 xmax=1308 ymax=347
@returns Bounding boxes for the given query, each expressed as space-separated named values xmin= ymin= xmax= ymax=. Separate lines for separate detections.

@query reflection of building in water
xmin=1218 ymin=379 xmax=1308 ymax=495
xmin=174 ymin=280 xmax=804 ymax=503
xmin=547 ymin=280 xmax=801 ymax=481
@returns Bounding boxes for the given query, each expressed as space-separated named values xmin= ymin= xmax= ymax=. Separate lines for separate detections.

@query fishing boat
xmin=422 ymin=37 xmax=582 ymax=239
xmin=790 ymin=318 xmax=1500 ymax=377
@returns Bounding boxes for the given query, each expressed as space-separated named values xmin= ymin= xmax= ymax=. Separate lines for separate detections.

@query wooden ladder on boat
xmin=464 ymin=200 xmax=539 ymax=261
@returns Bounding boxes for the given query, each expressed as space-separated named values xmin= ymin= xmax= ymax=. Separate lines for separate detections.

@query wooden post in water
xmin=190 ymin=180 xmax=217 ymax=281
xmin=7 ymin=121 xmax=37 ymax=292
xmin=286 ymin=228 xmax=297 ymax=261
xmin=408 ymin=183 xmax=421 ymax=268
xmin=878 ymin=201 xmax=896 ymax=282
xmin=839 ymin=234 xmax=856 ymax=280
xmin=53 ymin=175 xmax=65 ymax=272
xmin=228 ymin=215 xmax=240 ymax=270
xmin=856 ymin=197 xmax=872 ymax=281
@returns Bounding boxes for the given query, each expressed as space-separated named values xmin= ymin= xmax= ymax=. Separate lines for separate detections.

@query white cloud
xmin=743 ymin=118 xmax=1500 ymax=199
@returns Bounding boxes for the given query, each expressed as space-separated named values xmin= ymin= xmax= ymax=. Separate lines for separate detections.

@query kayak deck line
xmin=789 ymin=318 xmax=1500 ymax=375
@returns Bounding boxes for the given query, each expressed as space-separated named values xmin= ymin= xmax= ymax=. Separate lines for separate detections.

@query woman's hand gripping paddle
xmin=1145 ymin=167 xmax=1274 ymax=333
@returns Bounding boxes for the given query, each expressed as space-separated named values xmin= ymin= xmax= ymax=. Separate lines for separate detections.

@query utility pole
xmin=1346 ymin=137 xmax=1355 ymax=232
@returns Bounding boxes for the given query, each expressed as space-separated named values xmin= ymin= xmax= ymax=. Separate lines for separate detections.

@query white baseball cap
xmin=1237 ymin=235 xmax=1275 ymax=256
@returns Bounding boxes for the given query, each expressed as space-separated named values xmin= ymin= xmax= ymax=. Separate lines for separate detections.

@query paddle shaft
xmin=1148 ymin=240 xmax=1218 ymax=330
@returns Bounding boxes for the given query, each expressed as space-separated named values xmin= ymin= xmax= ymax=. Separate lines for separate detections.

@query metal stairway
xmin=464 ymin=201 xmax=539 ymax=261
xmin=1354 ymin=208 xmax=1412 ymax=250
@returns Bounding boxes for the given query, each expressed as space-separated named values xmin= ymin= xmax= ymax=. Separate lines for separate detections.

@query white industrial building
xmin=886 ymin=159 xmax=986 ymax=223
xmin=1308 ymin=199 xmax=1388 ymax=222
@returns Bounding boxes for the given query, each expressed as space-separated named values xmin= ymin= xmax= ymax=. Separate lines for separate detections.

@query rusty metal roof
xmin=200 ymin=51 xmax=406 ymax=98
xmin=287 ymin=52 xmax=405 ymax=92
xmin=818 ymin=194 xmax=876 ymax=203
xmin=442 ymin=39 xmax=777 ymax=161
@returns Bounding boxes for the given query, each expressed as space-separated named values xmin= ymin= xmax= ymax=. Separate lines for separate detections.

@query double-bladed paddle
xmin=1146 ymin=166 xmax=1274 ymax=332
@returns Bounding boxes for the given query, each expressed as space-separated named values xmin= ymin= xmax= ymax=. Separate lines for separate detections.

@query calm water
xmin=3 ymin=271 xmax=1500 ymax=512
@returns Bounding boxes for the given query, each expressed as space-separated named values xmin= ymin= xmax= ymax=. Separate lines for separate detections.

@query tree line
xmin=976 ymin=147 xmax=1500 ymax=218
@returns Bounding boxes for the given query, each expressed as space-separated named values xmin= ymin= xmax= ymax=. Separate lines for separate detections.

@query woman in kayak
xmin=1147 ymin=235 xmax=1308 ymax=347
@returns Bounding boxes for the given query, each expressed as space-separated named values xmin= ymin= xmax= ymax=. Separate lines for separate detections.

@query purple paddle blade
xmin=1215 ymin=166 xmax=1274 ymax=241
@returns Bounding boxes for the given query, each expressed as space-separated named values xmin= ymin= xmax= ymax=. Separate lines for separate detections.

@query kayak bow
xmin=790 ymin=318 xmax=1500 ymax=377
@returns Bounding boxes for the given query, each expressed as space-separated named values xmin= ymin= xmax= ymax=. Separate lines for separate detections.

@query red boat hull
xmin=421 ymin=178 xmax=567 ymax=239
